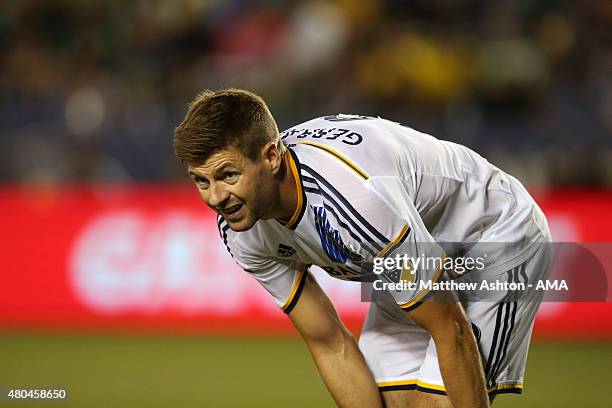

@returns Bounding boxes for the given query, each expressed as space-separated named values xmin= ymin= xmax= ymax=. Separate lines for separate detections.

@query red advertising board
xmin=0 ymin=185 xmax=610 ymax=339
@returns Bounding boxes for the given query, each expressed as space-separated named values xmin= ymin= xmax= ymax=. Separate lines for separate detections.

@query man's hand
xmin=288 ymin=272 xmax=383 ymax=408
xmin=406 ymin=293 xmax=490 ymax=408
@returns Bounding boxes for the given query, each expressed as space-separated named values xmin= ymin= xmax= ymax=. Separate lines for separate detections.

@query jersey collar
xmin=277 ymin=147 xmax=307 ymax=230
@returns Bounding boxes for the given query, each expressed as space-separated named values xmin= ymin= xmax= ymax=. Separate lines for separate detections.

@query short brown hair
xmin=173 ymin=88 xmax=280 ymax=165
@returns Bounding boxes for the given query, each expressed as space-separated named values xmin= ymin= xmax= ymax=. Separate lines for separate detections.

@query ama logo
xmin=313 ymin=206 xmax=347 ymax=263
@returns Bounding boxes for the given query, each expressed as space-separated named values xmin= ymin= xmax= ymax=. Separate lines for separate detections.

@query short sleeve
xmin=365 ymin=176 xmax=446 ymax=311
xmin=238 ymin=254 xmax=309 ymax=314
xmin=217 ymin=217 xmax=309 ymax=314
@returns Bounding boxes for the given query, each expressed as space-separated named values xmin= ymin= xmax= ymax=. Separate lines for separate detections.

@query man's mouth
xmin=221 ymin=203 xmax=243 ymax=218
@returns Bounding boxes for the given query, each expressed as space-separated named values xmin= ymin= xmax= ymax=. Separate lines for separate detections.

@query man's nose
xmin=207 ymin=182 xmax=229 ymax=208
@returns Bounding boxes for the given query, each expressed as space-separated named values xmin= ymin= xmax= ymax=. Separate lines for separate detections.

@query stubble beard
xmin=228 ymin=183 xmax=278 ymax=232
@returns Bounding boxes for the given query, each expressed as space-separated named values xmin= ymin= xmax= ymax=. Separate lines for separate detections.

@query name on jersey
xmin=280 ymin=127 xmax=363 ymax=145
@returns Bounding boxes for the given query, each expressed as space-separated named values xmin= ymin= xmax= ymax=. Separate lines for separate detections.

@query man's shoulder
xmin=281 ymin=116 xmax=409 ymax=188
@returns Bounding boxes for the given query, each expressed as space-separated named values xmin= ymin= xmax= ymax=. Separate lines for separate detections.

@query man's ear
xmin=262 ymin=141 xmax=282 ymax=174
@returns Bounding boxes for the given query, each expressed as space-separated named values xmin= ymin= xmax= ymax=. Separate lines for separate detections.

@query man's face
xmin=188 ymin=146 xmax=278 ymax=231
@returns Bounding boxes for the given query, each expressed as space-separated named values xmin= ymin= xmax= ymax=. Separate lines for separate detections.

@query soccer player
xmin=173 ymin=89 xmax=552 ymax=408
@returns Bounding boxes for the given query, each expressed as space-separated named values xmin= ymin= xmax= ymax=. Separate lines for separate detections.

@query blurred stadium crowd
xmin=1 ymin=0 xmax=610 ymax=186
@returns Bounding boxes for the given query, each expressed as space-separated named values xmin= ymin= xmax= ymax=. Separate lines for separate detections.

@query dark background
xmin=1 ymin=0 xmax=610 ymax=186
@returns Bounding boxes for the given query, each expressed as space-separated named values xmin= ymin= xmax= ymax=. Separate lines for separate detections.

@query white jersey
xmin=218 ymin=115 xmax=549 ymax=313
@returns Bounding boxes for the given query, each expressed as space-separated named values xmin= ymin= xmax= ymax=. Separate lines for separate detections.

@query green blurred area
xmin=1 ymin=334 xmax=610 ymax=407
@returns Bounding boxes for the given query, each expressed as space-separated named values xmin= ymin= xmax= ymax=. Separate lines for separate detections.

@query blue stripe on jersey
xmin=301 ymin=165 xmax=390 ymax=244
xmin=303 ymin=184 xmax=379 ymax=255
xmin=302 ymin=179 xmax=385 ymax=255
xmin=313 ymin=206 xmax=349 ymax=263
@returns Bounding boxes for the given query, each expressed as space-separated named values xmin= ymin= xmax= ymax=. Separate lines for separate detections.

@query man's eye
xmin=192 ymin=176 xmax=209 ymax=188
xmin=223 ymin=172 xmax=238 ymax=182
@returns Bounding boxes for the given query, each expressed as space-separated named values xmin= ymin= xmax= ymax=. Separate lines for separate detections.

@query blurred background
xmin=1 ymin=0 xmax=611 ymax=407
xmin=1 ymin=0 xmax=611 ymax=185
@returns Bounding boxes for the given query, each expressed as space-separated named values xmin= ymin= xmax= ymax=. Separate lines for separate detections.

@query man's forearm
xmin=434 ymin=321 xmax=489 ymax=408
xmin=306 ymin=330 xmax=382 ymax=408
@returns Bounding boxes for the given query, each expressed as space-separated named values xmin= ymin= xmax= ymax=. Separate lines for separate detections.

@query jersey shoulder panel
xmin=281 ymin=115 xmax=414 ymax=181
xmin=216 ymin=215 xmax=276 ymax=272
xmin=290 ymin=141 xmax=404 ymax=254
xmin=216 ymin=215 xmax=309 ymax=312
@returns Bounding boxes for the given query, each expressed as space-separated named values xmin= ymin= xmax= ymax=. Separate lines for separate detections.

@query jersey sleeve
xmin=237 ymin=253 xmax=310 ymax=314
xmin=217 ymin=218 xmax=309 ymax=314
xmin=365 ymin=176 xmax=446 ymax=311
